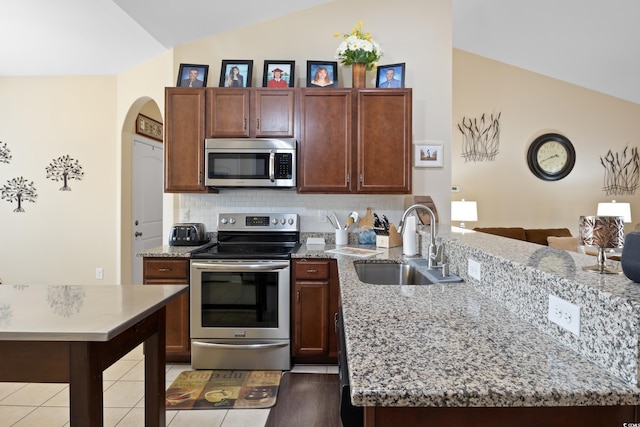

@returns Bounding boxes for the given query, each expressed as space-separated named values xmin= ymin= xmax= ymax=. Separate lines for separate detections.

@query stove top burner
xmin=190 ymin=212 xmax=301 ymax=260
xmin=190 ymin=241 xmax=301 ymax=259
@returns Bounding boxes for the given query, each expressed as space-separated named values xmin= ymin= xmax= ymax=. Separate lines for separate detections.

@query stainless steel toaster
xmin=168 ymin=223 xmax=210 ymax=246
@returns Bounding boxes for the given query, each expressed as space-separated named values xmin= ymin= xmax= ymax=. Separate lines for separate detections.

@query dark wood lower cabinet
xmin=364 ymin=405 xmax=639 ymax=427
xmin=291 ymin=258 xmax=339 ymax=364
xmin=143 ymin=257 xmax=191 ymax=363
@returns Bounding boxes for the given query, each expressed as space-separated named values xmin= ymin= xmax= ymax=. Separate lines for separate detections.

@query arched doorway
xmin=120 ymin=98 xmax=164 ymax=284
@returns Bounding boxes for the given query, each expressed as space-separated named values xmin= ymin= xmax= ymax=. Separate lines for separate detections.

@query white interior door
xmin=132 ymin=136 xmax=163 ymax=284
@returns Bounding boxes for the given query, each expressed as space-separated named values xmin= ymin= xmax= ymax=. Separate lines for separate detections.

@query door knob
xmin=135 ymin=231 xmax=143 ymax=237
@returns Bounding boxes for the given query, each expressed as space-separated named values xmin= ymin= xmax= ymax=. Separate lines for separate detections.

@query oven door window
xmin=200 ymin=270 xmax=279 ymax=328
xmin=208 ymin=153 xmax=270 ymax=180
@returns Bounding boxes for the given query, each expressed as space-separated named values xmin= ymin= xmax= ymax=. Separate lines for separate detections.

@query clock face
xmin=527 ymin=133 xmax=576 ymax=181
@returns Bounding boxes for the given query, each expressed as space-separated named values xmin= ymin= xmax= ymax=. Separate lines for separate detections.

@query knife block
xmin=376 ymin=224 xmax=403 ymax=248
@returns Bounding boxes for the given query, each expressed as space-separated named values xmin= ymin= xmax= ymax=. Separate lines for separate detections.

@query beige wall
xmin=0 ymin=0 xmax=452 ymax=285
xmin=0 ymin=76 xmax=118 ymax=284
xmin=453 ymin=49 xmax=640 ymax=235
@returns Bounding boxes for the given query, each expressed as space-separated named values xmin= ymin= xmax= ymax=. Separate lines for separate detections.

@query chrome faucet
xmin=397 ymin=204 xmax=443 ymax=268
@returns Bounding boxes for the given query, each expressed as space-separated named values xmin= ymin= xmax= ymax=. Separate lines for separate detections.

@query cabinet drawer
xmin=143 ymin=258 xmax=189 ymax=279
xmin=294 ymin=260 xmax=330 ymax=280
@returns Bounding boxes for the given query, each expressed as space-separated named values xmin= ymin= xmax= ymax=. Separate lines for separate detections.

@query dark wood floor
xmin=266 ymin=373 xmax=342 ymax=427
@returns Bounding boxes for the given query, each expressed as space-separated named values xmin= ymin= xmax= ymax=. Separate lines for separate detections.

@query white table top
xmin=0 ymin=284 xmax=187 ymax=341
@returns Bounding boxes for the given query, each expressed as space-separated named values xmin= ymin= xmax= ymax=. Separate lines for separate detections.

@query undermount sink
xmin=354 ymin=261 xmax=433 ymax=286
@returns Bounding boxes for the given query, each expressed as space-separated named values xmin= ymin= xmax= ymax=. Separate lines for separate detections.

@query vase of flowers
xmin=334 ymin=21 xmax=383 ymax=88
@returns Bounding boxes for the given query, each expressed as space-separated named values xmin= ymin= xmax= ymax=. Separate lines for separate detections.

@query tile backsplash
xmin=179 ymin=190 xmax=410 ymax=232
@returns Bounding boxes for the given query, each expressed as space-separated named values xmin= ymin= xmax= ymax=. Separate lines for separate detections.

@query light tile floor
xmin=0 ymin=345 xmax=337 ymax=427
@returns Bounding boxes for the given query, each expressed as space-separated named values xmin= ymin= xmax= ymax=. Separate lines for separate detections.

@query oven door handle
xmin=191 ymin=261 xmax=290 ymax=272
xmin=192 ymin=341 xmax=289 ymax=350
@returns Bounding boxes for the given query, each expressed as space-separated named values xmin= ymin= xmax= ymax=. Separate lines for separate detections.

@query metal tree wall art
xmin=45 ymin=154 xmax=84 ymax=191
xmin=457 ymin=112 xmax=501 ymax=162
xmin=1 ymin=177 xmax=38 ymax=212
xmin=0 ymin=142 xmax=11 ymax=164
xmin=600 ymin=146 xmax=639 ymax=196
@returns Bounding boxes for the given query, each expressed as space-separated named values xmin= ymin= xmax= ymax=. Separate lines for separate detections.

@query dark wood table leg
xmin=69 ymin=341 xmax=103 ymax=426
xmin=144 ymin=306 xmax=166 ymax=427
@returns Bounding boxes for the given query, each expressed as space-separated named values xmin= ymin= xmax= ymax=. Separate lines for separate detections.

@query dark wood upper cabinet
xmin=164 ymin=88 xmax=208 ymax=193
xmin=297 ymin=88 xmax=412 ymax=194
xmin=205 ymin=88 xmax=295 ymax=138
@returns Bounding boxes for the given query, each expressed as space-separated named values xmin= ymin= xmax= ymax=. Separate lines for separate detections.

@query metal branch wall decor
xmin=45 ymin=154 xmax=84 ymax=191
xmin=600 ymin=146 xmax=639 ymax=196
xmin=1 ymin=177 xmax=38 ymax=212
xmin=0 ymin=141 xmax=11 ymax=164
xmin=457 ymin=112 xmax=501 ymax=162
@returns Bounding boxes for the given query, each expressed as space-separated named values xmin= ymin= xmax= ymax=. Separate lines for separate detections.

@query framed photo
xmin=135 ymin=114 xmax=163 ymax=142
xmin=414 ymin=143 xmax=443 ymax=167
xmin=219 ymin=60 xmax=253 ymax=88
xmin=176 ymin=63 xmax=208 ymax=88
xmin=376 ymin=62 xmax=405 ymax=88
xmin=263 ymin=60 xmax=295 ymax=88
xmin=306 ymin=61 xmax=338 ymax=88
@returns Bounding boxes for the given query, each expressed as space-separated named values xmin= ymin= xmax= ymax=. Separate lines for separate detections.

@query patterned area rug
xmin=166 ymin=370 xmax=281 ymax=410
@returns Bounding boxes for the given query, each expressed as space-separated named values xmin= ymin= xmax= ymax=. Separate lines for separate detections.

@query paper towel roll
xmin=402 ymin=216 xmax=417 ymax=256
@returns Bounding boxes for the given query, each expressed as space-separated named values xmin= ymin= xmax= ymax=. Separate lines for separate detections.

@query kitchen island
xmin=295 ymin=227 xmax=640 ymax=426
xmin=0 ymin=283 xmax=187 ymax=426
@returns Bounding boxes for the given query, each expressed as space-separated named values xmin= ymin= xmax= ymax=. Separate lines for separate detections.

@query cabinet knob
xmin=243 ymin=117 xmax=247 ymax=130
xmin=256 ymin=118 xmax=260 ymax=129
xmin=296 ymin=291 xmax=300 ymax=302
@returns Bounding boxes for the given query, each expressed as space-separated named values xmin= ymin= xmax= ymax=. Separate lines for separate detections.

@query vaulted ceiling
xmin=2 ymin=0 xmax=639 ymax=104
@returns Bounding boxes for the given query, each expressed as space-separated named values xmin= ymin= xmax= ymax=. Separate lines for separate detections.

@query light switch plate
xmin=468 ymin=259 xmax=481 ymax=280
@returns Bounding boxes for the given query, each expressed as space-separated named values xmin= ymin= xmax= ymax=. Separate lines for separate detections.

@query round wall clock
xmin=527 ymin=133 xmax=576 ymax=181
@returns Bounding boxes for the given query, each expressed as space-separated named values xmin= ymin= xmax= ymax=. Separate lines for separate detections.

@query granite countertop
xmin=137 ymin=244 xmax=209 ymax=258
xmin=142 ymin=233 xmax=640 ymax=408
xmin=0 ymin=284 xmax=187 ymax=341
xmin=296 ymin=240 xmax=640 ymax=408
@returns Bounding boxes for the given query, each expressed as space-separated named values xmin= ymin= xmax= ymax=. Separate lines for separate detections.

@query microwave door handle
xmin=269 ymin=150 xmax=275 ymax=182
xmin=191 ymin=261 xmax=290 ymax=271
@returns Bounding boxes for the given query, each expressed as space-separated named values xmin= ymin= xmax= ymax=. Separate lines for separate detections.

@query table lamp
xmin=597 ymin=200 xmax=632 ymax=223
xmin=451 ymin=200 xmax=478 ymax=228
xmin=578 ymin=215 xmax=625 ymax=274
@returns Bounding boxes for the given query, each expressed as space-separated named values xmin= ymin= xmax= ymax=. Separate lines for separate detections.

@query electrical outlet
xmin=95 ymin=268 xmax=103 ymax=280
xmin=468 ymin=259 xmax=481 ymax=280
xmin=180 ymin=209 xmax=190 ymax=222
xmin=548 ymin=294 xmax=580 ymax=336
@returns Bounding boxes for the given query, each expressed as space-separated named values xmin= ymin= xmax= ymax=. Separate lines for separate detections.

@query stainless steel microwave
xmin=204 ymin=138 xmax=296 ymax=188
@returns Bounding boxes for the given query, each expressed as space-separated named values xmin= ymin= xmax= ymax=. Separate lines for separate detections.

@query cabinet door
xmin=143 ymin=257 xmax=190 ymax=362
xmin=356 ymin=89 xmax=412 ymax=193
xmin=164 ymin=88 xmax=206 ymax=192
xmin=205 ymin=88 xmax=251 ymax=138
xmin=293 ymin=281 xmax=329 ymax=356
xmin=297 ymin=89 xmax=353 ymax=193
xmin=253 ymin=89 xmax=295 ymax=137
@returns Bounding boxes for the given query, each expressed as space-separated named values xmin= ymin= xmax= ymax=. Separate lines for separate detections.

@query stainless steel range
xmin=189 ymin=213 xmax=300 ymax=370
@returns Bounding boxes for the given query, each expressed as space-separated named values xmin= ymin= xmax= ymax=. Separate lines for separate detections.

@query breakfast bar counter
xmin=0 ymin=284 xmax=187 ymax=426
xmin=295 ymin=227 xmax=640 ymax=426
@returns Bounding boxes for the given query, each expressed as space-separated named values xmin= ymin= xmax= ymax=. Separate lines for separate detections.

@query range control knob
xmin=272 ymin=218 xmax=278 ymax=225
xmin=220 ymin=217 xmax=228 ymax=224
xmin=288 ymin=218 xmax=294 ymax=225
xmin=229 ymin=218 xmax=236 ymax=224
xmin=280 ymin=218 xmax=286 ymax=225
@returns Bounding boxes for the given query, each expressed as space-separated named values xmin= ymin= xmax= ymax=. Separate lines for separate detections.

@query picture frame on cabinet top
xmin=263 ymin=60 xmax=295 ymax=88
xmin=176 ymin=63 xmax=208 ymax=88
xmin=414 ymin=143 xmax=443 ymax=168
xmin=306 ymin=61 xmax=337 ymax=88
xmin=219 ymin=60 xmax=253 ymax=88
xmin=376 ymin=63 xmax=405 ymax=88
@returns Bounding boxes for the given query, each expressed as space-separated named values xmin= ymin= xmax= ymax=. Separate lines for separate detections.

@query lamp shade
xmin=451 ymin=200 xmax=477 ymax=228
xmin=597 ymin=201 xmax=632 ymax=223
xmin=578 ymin=216 xmax=625 ymax=248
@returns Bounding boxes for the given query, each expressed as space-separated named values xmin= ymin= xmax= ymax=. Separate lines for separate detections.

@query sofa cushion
xmin=525 ymin=228 xmax=572 ymax=245
xmin=547 ymin=236 xmax=580 ymax=252
xmin=473 ymin=227 xmax=527 ymax=241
